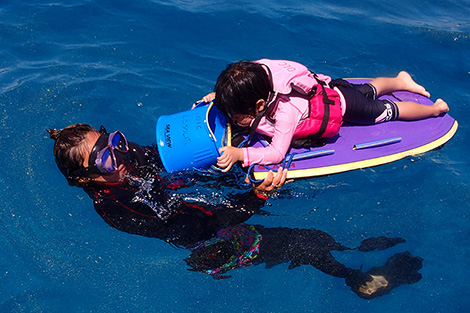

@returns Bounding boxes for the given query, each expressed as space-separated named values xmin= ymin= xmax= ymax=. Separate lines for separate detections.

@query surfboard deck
xmin=250 ymin=78 xmax=458 ymax=180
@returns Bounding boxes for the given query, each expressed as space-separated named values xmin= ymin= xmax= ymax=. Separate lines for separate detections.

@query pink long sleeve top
xmin=240 ymin=59 xmax=346 ymax=167
xmin=242 ymin=91 xmax=310 ymax=167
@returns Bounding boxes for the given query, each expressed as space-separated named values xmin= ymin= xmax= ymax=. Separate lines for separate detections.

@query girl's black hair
xmin=214 ymin=61 xmax=272 ymax=118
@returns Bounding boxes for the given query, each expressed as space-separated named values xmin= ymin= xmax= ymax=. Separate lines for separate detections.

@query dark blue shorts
xmin=335 ymin=81 xmax=399 ymax=124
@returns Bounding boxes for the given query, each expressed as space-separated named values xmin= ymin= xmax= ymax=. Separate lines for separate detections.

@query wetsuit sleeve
xmin=178 ymin=189 xmax=267 ymax=231
xmin=90 ymin=188 xmax=168 ymax=238
xmin=161 ymin=189 xmax=267 ymax=247
xmin=88 ymin=187 xmax=266 ymax=248
xmin=90 ymin=189 xmax=216 ymax=245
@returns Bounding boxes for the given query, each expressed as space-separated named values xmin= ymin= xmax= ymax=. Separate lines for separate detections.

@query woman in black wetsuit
xmin=47 ymin=123 xmax=423 ymax=299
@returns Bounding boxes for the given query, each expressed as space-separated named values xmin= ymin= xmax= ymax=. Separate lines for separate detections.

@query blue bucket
xmin=156 ymin=102 xmax=229 ymax=172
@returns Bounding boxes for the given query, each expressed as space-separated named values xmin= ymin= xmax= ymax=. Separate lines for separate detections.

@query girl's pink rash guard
xmin=241 ymin=59 xmax=345 ymax=167
xmin=242 ymin=92 xmax=310 ymax=167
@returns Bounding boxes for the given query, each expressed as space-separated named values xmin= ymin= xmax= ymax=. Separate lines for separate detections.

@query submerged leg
xmin=358 ymin=275 xmax=389 ymax=296
xmin=354 ymin=251 xmax=424 ymax=299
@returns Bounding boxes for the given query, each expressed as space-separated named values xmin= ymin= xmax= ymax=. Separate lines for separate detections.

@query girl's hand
xmin=202 ymin=92 xmax=215 ymax=103
xmin=192 ymin=92 xmax=216 ymax=109
xmin=217 ymin=146 xmax=243 ymax=172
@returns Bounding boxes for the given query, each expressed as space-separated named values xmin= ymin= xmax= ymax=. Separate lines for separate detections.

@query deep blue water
xmin=0 ymin=0 xmax=469 ymax=312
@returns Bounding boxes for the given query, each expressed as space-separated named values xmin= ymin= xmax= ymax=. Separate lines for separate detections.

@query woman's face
xmin=81 ymin=131 xmax=127 ymax=184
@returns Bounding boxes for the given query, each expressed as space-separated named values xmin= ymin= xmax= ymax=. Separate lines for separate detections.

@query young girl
xmin=209 ymin=59 xmax=449 ymax=172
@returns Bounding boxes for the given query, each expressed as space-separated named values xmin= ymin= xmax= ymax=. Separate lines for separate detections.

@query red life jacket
xmin=256 ymin=59 xmax=343 ymax=139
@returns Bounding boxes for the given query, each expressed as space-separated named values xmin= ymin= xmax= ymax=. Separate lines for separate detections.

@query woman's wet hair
xmin=214 ymin=61 xmax=272 ymax=118
xmin=46 ymin=124 xmax=99 ymax=185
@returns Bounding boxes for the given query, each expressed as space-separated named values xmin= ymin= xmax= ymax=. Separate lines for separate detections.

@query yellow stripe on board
xmin=253 ymin=120 xmax=458 ymax=180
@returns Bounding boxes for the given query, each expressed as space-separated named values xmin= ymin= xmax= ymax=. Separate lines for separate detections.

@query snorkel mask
xmin=70 ymin=126 xmax=130 ymax=181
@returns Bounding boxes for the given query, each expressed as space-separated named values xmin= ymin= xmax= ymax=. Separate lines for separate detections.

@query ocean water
xmin=0 ymin=0 xmax=469 ymax=312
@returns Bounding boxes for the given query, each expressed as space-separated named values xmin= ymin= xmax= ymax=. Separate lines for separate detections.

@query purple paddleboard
xmin=250 ymin=78 xmax=458 ymax=180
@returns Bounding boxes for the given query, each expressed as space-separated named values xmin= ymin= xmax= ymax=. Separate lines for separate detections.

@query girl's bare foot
xmin=433 ymin=98 xmax=449 ymax=116
xmin=397 ymin=71 xmax=431 ymax=98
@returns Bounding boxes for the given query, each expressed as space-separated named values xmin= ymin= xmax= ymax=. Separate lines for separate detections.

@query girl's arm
xmin=242 ymin=99 xmax=304 ymax=166
xmin=217 ymin=146 xmax=244 ymax=172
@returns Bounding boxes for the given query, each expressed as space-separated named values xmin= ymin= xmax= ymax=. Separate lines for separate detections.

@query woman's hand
xmin=251 ymin=167 xmax=291 ymax=197
xmin=217 ymin=146 xmax=243 ymax=173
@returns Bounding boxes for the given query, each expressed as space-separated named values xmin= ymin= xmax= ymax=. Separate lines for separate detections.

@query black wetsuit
xmin=81 ymin=145 xmax=423 ymax=299
xmin=83 ymin=145 xmax=266 ymax=247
